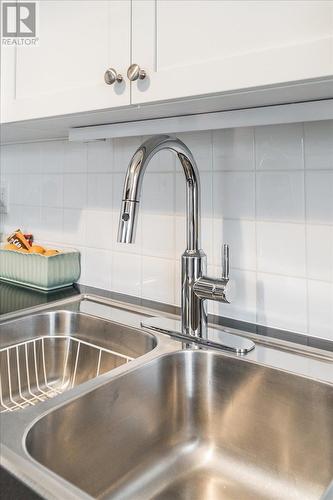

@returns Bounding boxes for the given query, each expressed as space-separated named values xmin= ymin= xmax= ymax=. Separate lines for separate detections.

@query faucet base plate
xmin=141 ymin=317 xmax=255 ymax=355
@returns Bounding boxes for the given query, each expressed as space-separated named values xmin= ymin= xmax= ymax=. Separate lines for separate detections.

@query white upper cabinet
xmin=1 ymin=0 xmax=332 ymax=124
xmin=2 ymin=1 xmax=131 ymax=122
xmin=131 ymin=0 xmax=333 ymax=104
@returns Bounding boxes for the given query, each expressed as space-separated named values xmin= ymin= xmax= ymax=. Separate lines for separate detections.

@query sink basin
xmin=26 ymin=350 xmax=333 ymax=500
xmin=0 ymin=311 xmax=156 ymax=413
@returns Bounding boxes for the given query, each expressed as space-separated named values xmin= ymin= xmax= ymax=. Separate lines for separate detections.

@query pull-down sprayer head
xmin=117 ymin=135 xmax=201 ymax=251
xmin=117 ymin=148 xmax=145 ymax=244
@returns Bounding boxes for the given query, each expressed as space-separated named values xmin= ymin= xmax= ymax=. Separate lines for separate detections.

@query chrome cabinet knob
xmin=127 ymin=64 xmax=146 ymax=81
xmin=104 ymin=68 xmax=123 ymax=85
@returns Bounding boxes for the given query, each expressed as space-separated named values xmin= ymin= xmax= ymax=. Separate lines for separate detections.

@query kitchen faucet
xmin=118 ymin=134 xmax=254 ymax=353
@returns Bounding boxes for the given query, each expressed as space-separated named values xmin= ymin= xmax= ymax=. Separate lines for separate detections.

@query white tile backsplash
xmin=19 ymin=174 xmax=42 ymax=206
xmin=213 ymin=127 xmax=254 ymax=171
xmin=142 ymin=256 xmax=175 ymax=304
xmin=20 ymin=205 xmax=41 ymax=233
xmin=256 ymin=171 xmax=305 ymax=222
xmin=87 ymin=140 xmax=113 ymax=173
xmin=19 ymin=142 xmax=42 ymax=174
xmin=308 ymin=280 xmax=333 ymax=340
xmin=212 ymin=219 xmax=256 ymax=270
xmin=305 ymin=171 xmax=333 ymax=224
xmin=3 ymin=204 xmax=25 ymax=230
xmin=1 ymin=144 xmax=21 ymax=174
xmin=1 ymin=119 xmax=333 ymax=340
xmin=213 ymin=172 xmax=255 ymax=219
xmin=82 ymin=247 xmax=112 ymax=290
xmin=64 ymin=142 xmax=87 ymax=173
xmin=255 ymin=123 xmax=304 ymax=170
xmin=85 ymin=210 xmax=113 ymax=249
xmin=87 ymin=173 xmax=113 ymax=210
xmin=304 ymin=121 xmax=333 ymax=170
xmin=111 ymin=252 xmax=141 ymax=296
xmin=142 ymin=214 xmax=175 ymax=259
xmin=39 ymin=207 xmax=63 ymax=242
xmin=147 ymin=148 xmax=175 ymax=173
xmin=63 ymin=173 xmax=87 ymax=209
xmin=40 ymin=141 xmax=64 ymax=174
xmin=257 ymin=273 xmax=308 ymax=333
xmin=257 ymin=221 xmax=306 ymax=277
xmin=306 ymin=225 xmax=333 ymax=282
xmin=41 ymin=174 xmax=63 ymax=207
xmin=142 ymin=172 xmax=174 ymax=213
xmin=63 ymin=208 xmax=86 ymax=245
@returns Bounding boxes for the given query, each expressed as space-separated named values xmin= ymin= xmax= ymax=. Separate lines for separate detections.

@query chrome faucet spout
xmin=117 ymin=135 xmax=200 ymax=251
xmin=118 ymin=134 xmax=231 ymax=339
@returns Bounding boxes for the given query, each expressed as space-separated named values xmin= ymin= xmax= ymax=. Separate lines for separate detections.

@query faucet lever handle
xmin=222 ymin=244 xmax=230 ymax=280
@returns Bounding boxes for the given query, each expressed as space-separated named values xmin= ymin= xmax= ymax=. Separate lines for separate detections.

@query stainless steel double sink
xmin=1 ymin=294 xmax=333 ymax=500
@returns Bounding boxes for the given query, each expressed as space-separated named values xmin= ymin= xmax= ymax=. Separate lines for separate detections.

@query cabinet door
xmin=131 ymin=0 xmax=333 ymax=104
xmin=3 ymin=0 xmax=131 ymax=122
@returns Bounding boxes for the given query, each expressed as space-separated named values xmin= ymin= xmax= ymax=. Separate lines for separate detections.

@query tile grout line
xmin=139 ymin=136 xmax=143 ymax=300
xmin=303 ymin=123 xmax=310 ymax=336
xmin=11 ymin=166 xmax=333 ymax=174
xmin=107 ymin=139 xmax=114 ymax=292
xmin=60 ymin=142 xmax=66 ymax=237
xmin=11 ymin=200 xmax=332 ymax=229
xmin=211 ymin=129 xmax=217 ymax=315
xmin=253 ymin=126 xmax=259 ymax=325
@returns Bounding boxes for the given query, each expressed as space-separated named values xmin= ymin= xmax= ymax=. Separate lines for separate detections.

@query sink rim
xmin=0 ymin=308 xmax=158 ymax=346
